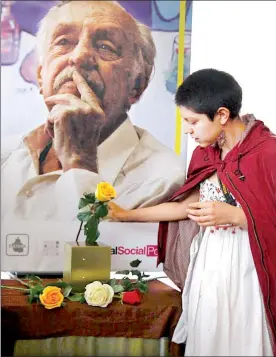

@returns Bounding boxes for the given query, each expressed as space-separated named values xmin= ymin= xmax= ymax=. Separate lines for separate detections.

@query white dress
xmin=172 ymin=178 xmax=273 ymax=356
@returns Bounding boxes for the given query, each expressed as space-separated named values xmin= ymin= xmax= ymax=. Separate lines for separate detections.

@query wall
xmin=186 ymin=0 xmax=276 ymax=165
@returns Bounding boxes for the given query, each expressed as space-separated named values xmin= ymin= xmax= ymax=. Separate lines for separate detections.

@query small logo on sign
xmin=6 ymin=234 xmax=29 ymax=256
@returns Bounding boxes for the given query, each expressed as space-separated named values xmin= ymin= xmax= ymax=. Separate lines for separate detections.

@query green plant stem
xmin=113 ymin=294 xmax=122 ymax=299
xmin=129 ymin=276 xmax=167 ymax=286
xmin=1 ymin=285 xmax=30 ymax=292
xmin=76 ymin=221 xmax=83 ymax=243
xmin=142 ymin=276 xmax=167 ymax=282
xmin=6 ymin=273 xmax=30 ymax=287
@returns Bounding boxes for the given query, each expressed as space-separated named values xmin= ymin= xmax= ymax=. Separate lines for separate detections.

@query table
xmin=1 ymin=279 xmax=184 ymax=356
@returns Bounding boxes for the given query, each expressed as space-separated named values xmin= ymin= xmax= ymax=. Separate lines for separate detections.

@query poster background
xmin=1 ymin=0 xmax=192 ymax=273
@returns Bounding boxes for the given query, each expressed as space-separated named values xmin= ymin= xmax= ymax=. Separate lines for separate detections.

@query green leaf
xmin=141 ymin=273 xmax=150 ymax=278
xmin=83 ymin=193 xmax=96 ymax=204
xmin=97 ymin=230 xmax=100 ymax=238
xmin=28 ymin=284 xmax=43 ymax=301
xmin=85 ymin=215 xmax=99 ymax=244
xmin=63 ymin=285 xmax=72 ymax=298
xmin=78 ymin=198 xmax=90 ymax=209
xmin=96 ymin=204 xmax=108 ymax=218
xmin=122 ymin=278 xmax=132 ymax=290
xmin=28 ymin=291 xmax=36 ymax=303
xmin=115 ymin=270 xmax=130 ymax=275
xmin=67 ymin=294 xmax=85 ymax=302
xmin=77 ymin=211 xmax=92 ymax=222
xmin=79 ymin=295 xmax=86 ymax=304
xmin=136 ymin=281 xmax=148 ymax=293
xmin=112 ymin=284 xmax=125 ymax=293
xmin=129 ymin=259 xmax=142 ymax=268
xmin=26 ymin=275 xmax=42 ymax=282
xmin=44 ymin=282 xmax=70 ymax=289
xmin=87 ymin=214 xmax=98 ymax=228
xmin=31 ymin=284 xmax=44 ymax=297
xmin=131 ymin=270 xmax=142 ymax=280
xmin=108 ymin=279 xmax=117 ymax=287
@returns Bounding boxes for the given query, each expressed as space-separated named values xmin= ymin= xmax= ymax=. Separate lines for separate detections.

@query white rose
xmin=84 ymin=281 xmax=114 ymax=308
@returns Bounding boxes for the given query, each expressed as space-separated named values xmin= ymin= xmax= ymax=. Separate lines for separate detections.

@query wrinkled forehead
xmin=46 ymin=1 xmax=139 ymax=43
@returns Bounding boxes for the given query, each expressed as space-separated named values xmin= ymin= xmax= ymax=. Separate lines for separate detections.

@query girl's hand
xmin=186 ymin=201 xmax=248 ymax=229
xmin=108 ymin=202 xmax=130 ymax=222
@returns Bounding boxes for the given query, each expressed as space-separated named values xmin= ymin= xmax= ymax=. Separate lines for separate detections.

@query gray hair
xmin=36 ymin=0 xmax=156 ymax=93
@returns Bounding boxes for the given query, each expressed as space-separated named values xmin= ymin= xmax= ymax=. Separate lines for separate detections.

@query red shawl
xmin=158 ymin=119 xmax=276 ymax=353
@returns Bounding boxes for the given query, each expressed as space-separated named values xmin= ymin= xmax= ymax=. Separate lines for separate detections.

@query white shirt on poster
xmin=1 ymin=118 xmax=185 ymax=223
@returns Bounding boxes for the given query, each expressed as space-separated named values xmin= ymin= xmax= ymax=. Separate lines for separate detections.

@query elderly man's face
xmin=37 ymin=1 xmax=140 ymax=120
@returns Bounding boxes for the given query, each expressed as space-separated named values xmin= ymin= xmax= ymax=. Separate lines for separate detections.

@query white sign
xmin=1 ymin=221 xmax=163 ymax=273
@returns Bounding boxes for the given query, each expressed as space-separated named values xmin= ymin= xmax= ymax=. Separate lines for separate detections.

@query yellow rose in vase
xmin=95 ymin=182 xmax=116 ymax=202
xmin=77 ymin=182 xmax=117 ymax=245
xmin=39 ymin=286 xmax=64 ymax=309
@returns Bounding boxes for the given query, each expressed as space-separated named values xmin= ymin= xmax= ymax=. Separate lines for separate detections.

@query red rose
xmin=122 ymin=289 xmax=141 ymax=305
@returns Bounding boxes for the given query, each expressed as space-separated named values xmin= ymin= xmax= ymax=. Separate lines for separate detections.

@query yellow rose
xmin=95 ymin=182 xmax=116 ymax=202
xmin=84 ymin=281 xmax=114 ymax=307
xmin=39 ymin=286 xmax=64 ymax=310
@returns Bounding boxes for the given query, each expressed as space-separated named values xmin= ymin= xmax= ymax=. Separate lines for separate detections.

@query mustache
xmin=53 ymin=67 xmax=104 ymax=100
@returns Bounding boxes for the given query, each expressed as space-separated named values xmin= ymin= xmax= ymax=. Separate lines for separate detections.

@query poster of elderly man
xmin=1 ymin=0 xmax=193 ymax=274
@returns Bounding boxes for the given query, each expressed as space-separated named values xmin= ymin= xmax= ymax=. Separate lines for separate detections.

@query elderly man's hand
xmin=44 ymin=71 xmax=105 ymax=172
